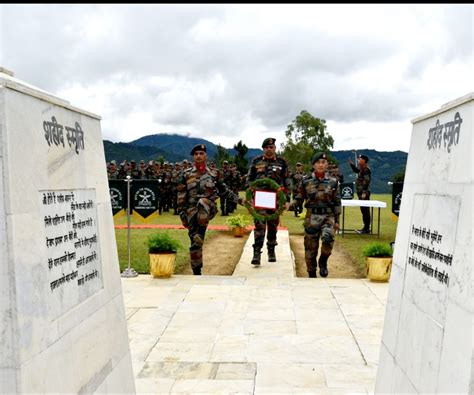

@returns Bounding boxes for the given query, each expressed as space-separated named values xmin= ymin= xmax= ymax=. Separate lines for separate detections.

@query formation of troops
xmin=106 ymin=158 xmax=243 ymax=216
xmin=106 ymin=142 xmax=367 ymax=278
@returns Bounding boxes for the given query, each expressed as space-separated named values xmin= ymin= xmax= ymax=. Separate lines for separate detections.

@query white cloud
xmin=2 ymin=4 xmax=472 ymax=152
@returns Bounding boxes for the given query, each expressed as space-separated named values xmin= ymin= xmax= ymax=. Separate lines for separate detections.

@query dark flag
xmin=392 ymin=182 xmax=403 ymax=217
xmin=108 ymin=180 xmax=126 ymax=218
xmin=340 ymin=182 xmax=355 ymax=200
xmin=131 ymin=180 xmax=160 ymax=221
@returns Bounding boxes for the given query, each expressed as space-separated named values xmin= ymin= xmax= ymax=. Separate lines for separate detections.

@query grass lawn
xmin=114 ymin=193 xmax=398 ymax=275
xmin=114 ymin=196 xmax=254 ymax=274
xmin=281 ymin=194 xmax=398 ymax=272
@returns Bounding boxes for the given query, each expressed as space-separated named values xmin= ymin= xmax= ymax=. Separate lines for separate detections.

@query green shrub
xmin=362 ymin=242 xmax=393 ymax=257
xmin=147 ymin=232 xmax=182 ymax=254
xmin=225 ymin=214 xmax=249 ymax=229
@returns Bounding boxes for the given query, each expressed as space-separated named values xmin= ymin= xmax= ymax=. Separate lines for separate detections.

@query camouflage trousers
xmin=187 ymin=216 xmax=208 ymax=271
xmin=303 ymin=213 xmax=336 ymax=272
xmin=253 ymin=209 xmax=280 ymax=251
xmin=185 ymin=198 xmax=217 ymax=270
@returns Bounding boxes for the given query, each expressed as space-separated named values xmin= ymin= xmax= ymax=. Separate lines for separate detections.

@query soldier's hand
xmin=284 ymin=202 xmax=290 ymax=211
xmin=334 ymin=223 xmax=340 ymax=232
xmin=361 ymin=192 xmax=367 ymax=199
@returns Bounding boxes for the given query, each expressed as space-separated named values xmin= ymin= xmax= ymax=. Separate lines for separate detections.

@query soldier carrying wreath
xmin=245 ymin=137 xmax=291 ymax=266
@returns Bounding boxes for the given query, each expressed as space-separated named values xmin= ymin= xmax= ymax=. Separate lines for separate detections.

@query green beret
xmin=190 ymin=144 xmax=207 ymax=155
xmin=312 ymin=152 xmax=328 ymax=164
xmin=262 ymin=137 xmax=276 ymax=148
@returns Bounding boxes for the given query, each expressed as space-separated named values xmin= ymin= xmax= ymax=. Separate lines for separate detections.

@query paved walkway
xmin=121 ymin=230 xmax=388 ymax=394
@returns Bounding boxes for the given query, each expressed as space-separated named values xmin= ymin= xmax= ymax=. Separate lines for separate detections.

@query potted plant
xmin=362 ymin=242 xmax=393 ymax=282
xmin=147 ymin=232 xmax=182 ymax=278
xmin=225 ymin=214 xmax=250 ymax=237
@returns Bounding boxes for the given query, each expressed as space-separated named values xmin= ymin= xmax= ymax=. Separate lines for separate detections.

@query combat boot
xmin=318 ymin=255 xmax=329 ymax=278
xmin=267 ymin=246 xmax=276 ymax=262
xmin=192 ymin=267 xmax=202 ymax=275
xmin=251 ymin=248 xmax=261 ymax=266
xmin=308 ymin=270 xmax=317 ymax=278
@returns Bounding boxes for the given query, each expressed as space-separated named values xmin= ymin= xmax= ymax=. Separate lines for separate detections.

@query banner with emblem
xmin=340 ymin=182 xmax=355 ymax=200
xmin=392 ymin=182 xmax=403 ymax=217
xmin=108 ymin=179 xmax=126 ymax=219
xmin=131 ymin=180 xmax=160 ymax=222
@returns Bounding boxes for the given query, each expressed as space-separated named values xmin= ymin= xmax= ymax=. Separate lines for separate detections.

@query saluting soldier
xmin=246 ymin=137 xmax=291 ymax=266
xmin=349 ymin=154 xmax=371 ymax=234
xmin=177 ymin=144 xmax=244 ymax=275
xmin=296 ymin=152 xmax=341 ymax=278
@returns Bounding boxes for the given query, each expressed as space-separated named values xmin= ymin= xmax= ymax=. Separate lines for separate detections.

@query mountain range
xmin=103 ymin=133 xmax=407 ymax=193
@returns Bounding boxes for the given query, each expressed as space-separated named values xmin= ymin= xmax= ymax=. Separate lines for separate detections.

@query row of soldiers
xmin=106 ymin=157 xmax=344 ymax=216
xmin=106 ymin=159 xmax=244 ymax=216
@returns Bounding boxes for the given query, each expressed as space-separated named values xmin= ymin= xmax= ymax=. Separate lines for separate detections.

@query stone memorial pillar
xmin=0 ymin=68 xmax=135 ymax=393
xmin=376 ymin=93 xmax=473 ymax=392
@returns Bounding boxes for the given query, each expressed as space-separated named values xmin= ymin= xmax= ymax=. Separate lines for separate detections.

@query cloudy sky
xmin=1 ymin=4 xmax=472 ymax=152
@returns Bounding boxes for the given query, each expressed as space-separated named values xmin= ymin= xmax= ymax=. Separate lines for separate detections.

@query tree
xmin=281 ymin=110 xmax=334 ymax=171
xmin=392 ymin=166 xmax=406 ymax=182
xmin=233 ymin=140 xmax=249 ymax=175
xmin=214 ymin=144 xmax=232 ymax=167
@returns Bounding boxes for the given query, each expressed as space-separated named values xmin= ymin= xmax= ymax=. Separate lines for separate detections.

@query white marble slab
xmin=376 ymin=92 xmax=473 ymax=393
xmin=0 ymin=70 xmax=134 ymax=392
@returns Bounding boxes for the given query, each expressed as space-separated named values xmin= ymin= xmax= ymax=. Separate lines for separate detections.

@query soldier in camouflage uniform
xmin=349 ymin=154 xmax=371 ymax=234
xmin=290 ymin=162 xmax=305 ymax=217
xmin=296 ymin=152 xmax=341 ymax=278
xmin=107 ymin=160 xmax=119 ymax=179
xmin=246 ymin=137 xmax=291 ymax=265
xmin=129 ymin=160 xmax=142 ymax=179
xmin=177 ymin=144 xmax=244 ymax=275
xmin=220 ymin=161 xmax=231 ymax=216
xmin=171 ymin=162 xmax=182 ymax=215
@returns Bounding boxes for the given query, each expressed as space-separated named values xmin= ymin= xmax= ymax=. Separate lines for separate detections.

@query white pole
xmin=121 ymin=175 xmax=138 ymax=278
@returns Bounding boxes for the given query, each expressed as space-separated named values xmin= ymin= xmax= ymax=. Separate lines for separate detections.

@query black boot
xmin=267 ymin=246 xmax=276 ymax=262
xmin=318 ymin=255 xmax=329 ymax=278
xmin=251 ymin=248 xmax=261 ymax=266
xmin=192 ymin=267 xmax=202 ymax=275
xmin=308 ymin=270 xmax=317 ymax=278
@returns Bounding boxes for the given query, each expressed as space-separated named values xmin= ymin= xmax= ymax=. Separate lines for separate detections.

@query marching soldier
xmin=177 ymin=144 xmax=245 ymax=275
xmin=290 ymin=162 xmax=305 ymax=217
xmin=349 ymin=154 xmax=371 ymax=234
xmin=246 ymin=137 xmax=291 ymax=265
xmin=296 ymin=152 xmax=341 ymax=278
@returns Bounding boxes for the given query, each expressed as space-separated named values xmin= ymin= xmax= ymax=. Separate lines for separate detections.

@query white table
xmin=341 ymin=199 xmax=387 ymax=237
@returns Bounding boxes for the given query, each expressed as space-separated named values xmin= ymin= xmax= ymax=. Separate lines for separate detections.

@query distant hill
xmin=104 ymin=133 xmax=263 ymax=164
xmin=103 ymin=134 xmax=407 ymax=193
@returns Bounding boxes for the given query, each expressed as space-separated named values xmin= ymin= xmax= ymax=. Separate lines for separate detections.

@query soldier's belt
xmin=308 ymin=207 xmax=333 ymax=214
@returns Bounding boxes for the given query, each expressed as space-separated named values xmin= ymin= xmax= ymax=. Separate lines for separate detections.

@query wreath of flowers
xmin=244 ymin=178 xmax=287 ymax=222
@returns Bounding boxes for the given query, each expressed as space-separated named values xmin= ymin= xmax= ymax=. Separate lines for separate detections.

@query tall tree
xmin=233 ymin=140 xmax=249 ymax=175
xmin=213 ymin=143 xmax=232 ymax=167
xmin=281 ymin=110 xmax=334 ymax=171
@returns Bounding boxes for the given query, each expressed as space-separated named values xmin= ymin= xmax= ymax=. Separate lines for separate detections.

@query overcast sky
xmin=1 ymin=4 xmax=472 ymax=152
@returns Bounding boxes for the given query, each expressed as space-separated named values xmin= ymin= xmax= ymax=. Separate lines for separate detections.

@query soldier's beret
xmin=312 ymin=152 xmax=328 ymax=164
xmin=190 ymin=144 xmax=207 ymax=155
xmin=110 ymin=160 xmax=116 ymax=165
xmin=262 ymin=137 xmax=276 ymax=148
xmin=359 ymin=154 xmax=369 ymax=162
